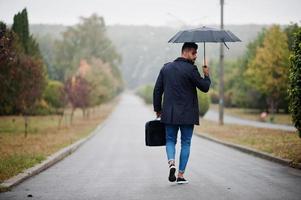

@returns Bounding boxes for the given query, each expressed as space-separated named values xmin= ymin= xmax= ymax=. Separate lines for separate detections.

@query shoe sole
xmin=177 ymin=180 xmax=189 ymax=184
xmin=168 ymin=167 xmax=176 ymax=182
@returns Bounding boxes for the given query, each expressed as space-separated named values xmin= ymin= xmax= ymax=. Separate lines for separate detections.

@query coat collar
xmin=174 ymin=57 xmax=195 ymax=65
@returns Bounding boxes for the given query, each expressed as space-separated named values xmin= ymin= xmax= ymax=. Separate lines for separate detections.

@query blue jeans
xmin=165 ymin=124 xmax=194 ymax=173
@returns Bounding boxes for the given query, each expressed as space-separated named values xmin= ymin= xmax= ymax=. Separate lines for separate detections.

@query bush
xmin=288 ymin=29 xmax=301 ymax=137
xmin=209 ymin=89 xmax=219 ymax=104
xmin=43 ymin=80 xmax=65 ymax=109
xmin=136 ymin=84 xmax=154 ymax=104
xmin=198 ymin=90 xmax=210 ymax=117
xmin=30 ymin=99 xmax=57 ymax=115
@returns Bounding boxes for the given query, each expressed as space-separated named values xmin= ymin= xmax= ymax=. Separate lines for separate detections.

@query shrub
xmin=288 ymin=29 xmax=301 ymax=137
xmin=136 ymin=85 xmax=154 ymax=104
xmin=209 ymin=89 xmax=219 ymax=104
xmin=30 ymin=99 xmax=56 ymax=115
xmin=43 ymin=80 xmax=65 ymax=109
xmin=198 ymin=90 xmax=210 ymax=117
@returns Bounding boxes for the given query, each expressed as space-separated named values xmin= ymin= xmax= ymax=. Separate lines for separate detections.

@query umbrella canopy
xmin=168 ymin=26 xmax=241 ymax=65
xmin=168 ymin=26 xmax=241 ymax=43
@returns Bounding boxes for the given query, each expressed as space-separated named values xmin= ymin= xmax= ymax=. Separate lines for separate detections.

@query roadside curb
xmin=0 ymin=117 xmax=109 ymax=192
xmin=195 ymin=132 xmax=301 ymax=170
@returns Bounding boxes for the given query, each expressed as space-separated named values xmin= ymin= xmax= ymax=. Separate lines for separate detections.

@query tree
xmin=85 ymin=58 xmax=122 ymax=104
xmin=208 ymin=30 xmax=267 ymax=109
xmin=288 ymin=29 xmax=301 ymax=137
xmin=245 ymin=25 xmax=290 ymax=118
xmin=64 ymin=76 xmax=91 ymax=124
xmin=285 ymin=23 xmax=301 ymax=52
xmin=233 ymin=30 xmax=267 ymax=109
xmin=0 ymin=21 xmax=24 ymax=115
xmin=12 ymin=8 xmax=41 ymax=58
xmin=54 ymin=14 xmax=122 ymax=82
xmin=1 ymin=18 xmax=46 ymax=136
xmin=11 ymin=9 xmax=29 ymax=53
xmin=54 ymin=14 xmax=123 ymax=109
xmin=43 ymin=80 xmax=67 ymax=127
xmin=15 ymin=55 xmax=46 ymax=137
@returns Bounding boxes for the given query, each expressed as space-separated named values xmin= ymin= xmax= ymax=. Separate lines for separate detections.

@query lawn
xmin=209 ymin=104 xmax=293 ymax=125
xmin=195 ymin=118 xmax=301 ymax=165
xmin=0 ymin=97 xmax=119 ymax=183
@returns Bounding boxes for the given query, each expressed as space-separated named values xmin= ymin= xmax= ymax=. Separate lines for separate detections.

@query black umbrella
xmin=168 ymin=26 xmax=241 ymax=65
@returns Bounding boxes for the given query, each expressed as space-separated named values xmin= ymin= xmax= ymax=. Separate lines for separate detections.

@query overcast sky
xmin=0 ymin=0 xmax=300 ymax=26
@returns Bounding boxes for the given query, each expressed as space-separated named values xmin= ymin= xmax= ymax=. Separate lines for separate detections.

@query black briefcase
xmin=145 ymin=119 xmax=166 ymax=146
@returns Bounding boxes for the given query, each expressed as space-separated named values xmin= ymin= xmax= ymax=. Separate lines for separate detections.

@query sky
xmin=0 ymin=0 xmax=300 ymax=27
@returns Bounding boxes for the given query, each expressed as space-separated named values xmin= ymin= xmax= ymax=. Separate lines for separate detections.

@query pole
xmin=219 ymin=0 xmax=224 ymax=125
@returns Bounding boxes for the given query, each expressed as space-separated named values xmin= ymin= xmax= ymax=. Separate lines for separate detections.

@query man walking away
xmin=153 ymin=42 xmax=211 ymax=184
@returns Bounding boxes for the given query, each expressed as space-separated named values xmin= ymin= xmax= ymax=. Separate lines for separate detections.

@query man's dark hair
xmin=181 ymin=42 xmax=198 ymax=53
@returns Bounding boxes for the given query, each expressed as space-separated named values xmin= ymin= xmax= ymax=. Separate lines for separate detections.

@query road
xmin=204 ymin=110 xmax=296 ymax=132
xmin=1 ymin=93 xmax=301 ymax=200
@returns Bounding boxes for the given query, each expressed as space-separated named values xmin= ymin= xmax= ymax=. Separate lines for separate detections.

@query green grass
xmin=0 ymin=154 xmax=45 ymax=182
xmin=196 ymin=119 xmax=301 ymax=164
xmin=0 ymin=185 xmax=9 ymax=192
xmin=210 ymin=104 xmax=293 ymax=125
xmin=0 ymin=98 xmax=119 ymax=183
xmin=0 ymin=115 xmax=60 ymax=135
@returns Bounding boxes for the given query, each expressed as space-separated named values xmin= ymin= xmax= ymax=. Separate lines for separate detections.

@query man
xmin=153 ymin=42 xmax=211 ymax=184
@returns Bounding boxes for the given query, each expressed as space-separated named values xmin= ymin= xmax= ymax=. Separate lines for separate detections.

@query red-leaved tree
xmin=64 ymin=75 xmax=91 ymax=124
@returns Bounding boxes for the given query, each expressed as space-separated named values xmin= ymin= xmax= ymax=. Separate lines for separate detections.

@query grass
xmin=0 ymin=97 xmax=119 ymax=183
xmin=210 ymin=104 xmax=293 ymax=125
xmin=195 ymin=118 xmax=301 ymax=165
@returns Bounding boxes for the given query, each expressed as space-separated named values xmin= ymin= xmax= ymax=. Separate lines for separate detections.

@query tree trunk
xmin=58 ymin=109 xmax=64 ymax=129
xmin=87 ymin=108 xmax=90 ymax=119
xmin=82 ymin=108 xmax=87 ymax=119
xmin=275 ymin=100 xmax=279 ymax=114
xmin=64 ymin=110 xmax=68 ymax=127
xmin=270 ymin=98 xmax=275 ymax=123
xmin=23 ymin=114 xmax=29 ymax=138
xmin=70 ymin=108 xmax=75 ymax=125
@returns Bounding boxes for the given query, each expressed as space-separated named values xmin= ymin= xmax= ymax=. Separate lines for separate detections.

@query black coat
xmin=153 ymin=57 xmax=211 ymax=125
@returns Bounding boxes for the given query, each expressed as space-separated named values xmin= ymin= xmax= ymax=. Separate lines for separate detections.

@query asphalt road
xmin=1 ymin=93 xmax=301 ymax=200
xmin=204 ymin=110 xmax=296 ymax=132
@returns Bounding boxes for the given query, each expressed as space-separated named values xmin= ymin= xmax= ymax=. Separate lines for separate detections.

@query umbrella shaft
xmin=203 ymin=42 xmax=206 ymax=66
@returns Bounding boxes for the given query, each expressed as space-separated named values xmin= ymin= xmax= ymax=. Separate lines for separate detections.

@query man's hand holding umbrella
xmin=203 ymin=65 xmax=209 ymax=77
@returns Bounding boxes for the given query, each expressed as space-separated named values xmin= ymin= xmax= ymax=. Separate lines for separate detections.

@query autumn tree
xmin=16 ymin=56 xmax=46 ymax=136
xmin=0 ymin=22 xmax=23 ymax=114
xmin=237 ymin=30 xmax=267 ymax=109
xmin=54 ymin=14 xmax=123 ymax=110
xmin=54 ymin=14 xmax=122 ymax=83
xmin=0 ymin=22 xmax=46 ymax=133
xmin=245 ymin=25 xmax=290 ymax=118
xmin=209 ymin=30 xmax=267 ymax=109
xmin=1 ymin=9 xmax=47 ymax=136
xmin=84 ymin=58 xmax=121 ymax=105
xmin=64 ymin=76 xmax=91 ymax=124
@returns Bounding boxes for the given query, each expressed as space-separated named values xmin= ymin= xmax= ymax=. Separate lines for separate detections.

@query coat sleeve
xmin=191 ymin=66 xmax=211 ymax=92
xmin=153 ymin=68 xmax=164 ymax=112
